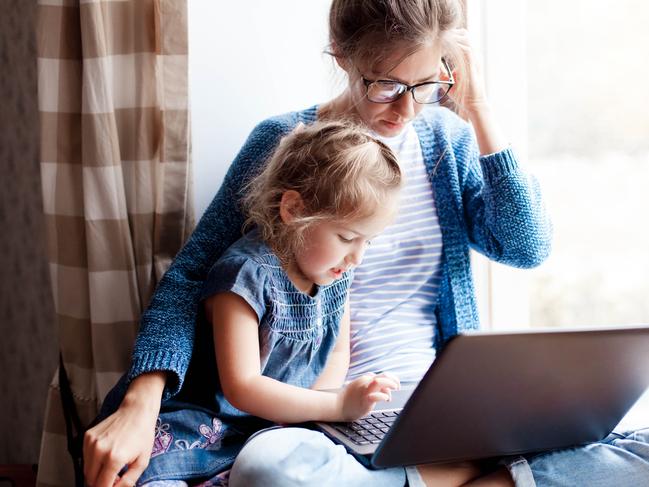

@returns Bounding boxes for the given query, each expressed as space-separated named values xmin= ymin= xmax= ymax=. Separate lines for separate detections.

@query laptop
xmin=314 ymin=325 xmax=649 ymax=468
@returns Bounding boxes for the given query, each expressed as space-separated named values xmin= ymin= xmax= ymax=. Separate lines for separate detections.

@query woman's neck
xmin=318 ymin=90 xmax=359 ymax=124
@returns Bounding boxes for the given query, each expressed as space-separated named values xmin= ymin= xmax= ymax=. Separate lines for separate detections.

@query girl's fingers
xmin=364 ymin=379 xmax=397 ymax=403
xmin=367 ymin=391 xmax=391 ymax=403
xmin=367 ymin=376 xmax=399 ymax=392
xmin=375 ymin=372 xmax=401 ymax=389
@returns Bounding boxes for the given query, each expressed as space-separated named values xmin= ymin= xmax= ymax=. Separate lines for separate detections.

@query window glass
xmin=526 ymin=1 xmax=649 ymax=326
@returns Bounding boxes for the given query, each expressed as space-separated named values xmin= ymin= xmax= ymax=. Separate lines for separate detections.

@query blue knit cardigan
xmin=128 ymin=105 xmax=552 ymax=399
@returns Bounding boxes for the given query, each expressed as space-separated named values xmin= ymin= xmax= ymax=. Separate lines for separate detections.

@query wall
xmin=189 ymin=0 xmax=336 ymax=215
xmin=0 ymin=1 xmax=58 ymax=464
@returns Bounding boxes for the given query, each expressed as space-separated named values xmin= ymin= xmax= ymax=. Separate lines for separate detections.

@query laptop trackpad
xmin=374 ymin=384 xmax=416 ymax=410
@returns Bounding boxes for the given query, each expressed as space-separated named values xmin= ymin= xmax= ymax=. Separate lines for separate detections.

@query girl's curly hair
xmin=243 ymin=120 xmax=402 ymax=264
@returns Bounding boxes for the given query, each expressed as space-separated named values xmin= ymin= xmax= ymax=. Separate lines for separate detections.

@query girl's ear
xmin=279 ymin=190 xmax=305 ymax=224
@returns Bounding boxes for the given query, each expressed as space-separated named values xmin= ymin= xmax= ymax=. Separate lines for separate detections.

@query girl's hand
xmin=337 ymin=372 xmax=400 ymax=421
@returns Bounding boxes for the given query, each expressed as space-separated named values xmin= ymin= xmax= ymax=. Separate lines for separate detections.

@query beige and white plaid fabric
xmin=36 ymin=1 xmax=192 ymax=485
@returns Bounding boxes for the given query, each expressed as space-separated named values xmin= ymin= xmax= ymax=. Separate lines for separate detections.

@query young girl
xmin=90 ymin=120 xmax=403 ymax=485
xmin=204 ymin=120 xmax=403 ymax=427
xmin=85 ymin=1 xmax=649 ymax=486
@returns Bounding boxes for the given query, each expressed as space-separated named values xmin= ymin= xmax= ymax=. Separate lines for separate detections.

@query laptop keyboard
xmin=331 ymin=409 xmax=401 ymax=445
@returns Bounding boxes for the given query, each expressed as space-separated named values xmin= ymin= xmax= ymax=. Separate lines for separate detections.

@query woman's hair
xmin=243 ymin=120 xmax=402 ymax=264
xmin=328 ymin=0 xmax=468 ymax=109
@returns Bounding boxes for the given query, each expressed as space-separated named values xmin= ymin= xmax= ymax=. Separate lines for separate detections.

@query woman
xmin=83 ymin=1 xmax=649 ymax=486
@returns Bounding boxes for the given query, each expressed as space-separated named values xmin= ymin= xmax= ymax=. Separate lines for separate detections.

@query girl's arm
xmin=311 ymin=300 xmax=351 ymax=390
xmin=209 ymin=292 xmax=398 ymax=423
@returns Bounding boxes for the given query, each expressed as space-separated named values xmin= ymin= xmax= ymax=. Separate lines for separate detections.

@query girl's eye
xmin=338 ymin=235 xmax=354 ymax=243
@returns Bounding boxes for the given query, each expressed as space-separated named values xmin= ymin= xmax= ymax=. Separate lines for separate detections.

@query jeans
xmin=229 ymin=427 xmax=649 ymax=487
xmin=229 ymin=427 xmax=410 ymax=486
xmin=510 ymin=428 xmax=649 ymax=486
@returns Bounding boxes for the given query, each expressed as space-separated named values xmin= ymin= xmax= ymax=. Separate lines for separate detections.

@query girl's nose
xmin=346 ymin=246 xmax=364 ymax=267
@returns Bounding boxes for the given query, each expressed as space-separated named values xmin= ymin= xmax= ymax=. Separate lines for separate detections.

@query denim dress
xmin=135 ymin=232 xmax=351 ymax=485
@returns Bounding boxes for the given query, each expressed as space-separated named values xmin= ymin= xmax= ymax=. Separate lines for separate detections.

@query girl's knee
xmin=230 ymin=427 xmax=334 ymax=487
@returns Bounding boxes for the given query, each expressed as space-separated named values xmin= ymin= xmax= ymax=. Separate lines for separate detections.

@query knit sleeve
xmin=457 ymin=124 xmax=553 ymax=268
xmin=127 ymin=115 xmax=297 ymax=400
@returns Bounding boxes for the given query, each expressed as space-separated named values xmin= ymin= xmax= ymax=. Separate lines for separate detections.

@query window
xmin=472 ymin=1 xmax=649 ymax=425
xmin=526 ymin=1 xmax=649 ymax=328
xmin=470 ymin=0 xmax=649 ymax=329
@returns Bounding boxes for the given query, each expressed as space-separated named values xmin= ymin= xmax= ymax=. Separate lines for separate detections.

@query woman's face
xmin=345 ymin=44 xmax=443 ymax=137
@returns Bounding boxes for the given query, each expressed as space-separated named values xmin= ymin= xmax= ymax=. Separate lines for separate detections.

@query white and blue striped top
xmin=346 ymin=123 xmax=443 ymax=383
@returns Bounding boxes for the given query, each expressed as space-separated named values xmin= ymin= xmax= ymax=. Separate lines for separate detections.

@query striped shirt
xmin=346 ymin=123 xmax=443 ymax=383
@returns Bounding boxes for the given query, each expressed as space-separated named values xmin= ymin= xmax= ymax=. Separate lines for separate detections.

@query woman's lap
xmin=508 ymin=427 xmax=649 ymax=487
xmin=228 ymin=426 xmax=649 ymax=487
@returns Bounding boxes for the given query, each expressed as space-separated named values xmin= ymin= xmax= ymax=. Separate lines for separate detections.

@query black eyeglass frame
xmin=361 ymin=58 xmax=455 ymax=105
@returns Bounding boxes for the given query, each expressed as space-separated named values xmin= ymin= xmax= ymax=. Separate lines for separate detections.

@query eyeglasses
xmin=361 ymin=58 xmax=455 ymax=104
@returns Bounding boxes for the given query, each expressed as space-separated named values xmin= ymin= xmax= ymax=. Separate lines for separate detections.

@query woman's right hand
xmin=338 ymin=372 xmax=400 ymax=421
xmin=83 ymin=372 xmax=165 ymax=487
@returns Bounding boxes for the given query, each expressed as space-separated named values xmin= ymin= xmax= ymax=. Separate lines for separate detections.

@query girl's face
xmin=288 ymin=195 xmax=399 ymax=294
xmin=344 ymin=44 xmax=443 ymax=137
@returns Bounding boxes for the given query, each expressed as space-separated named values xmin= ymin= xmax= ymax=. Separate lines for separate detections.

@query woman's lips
xmin=382 ymin=120 xmax=405 ymax=130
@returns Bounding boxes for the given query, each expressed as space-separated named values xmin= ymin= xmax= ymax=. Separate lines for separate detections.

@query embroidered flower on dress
xmin=173 ymin=417 xmax=225 ymax=451
xmin=199 ymin=417 xmax=224 ymax=449
xmin=174 ymin=438 xmax=204 ymax=450
xmin=151 ymin=418 xmax=173 ymax=457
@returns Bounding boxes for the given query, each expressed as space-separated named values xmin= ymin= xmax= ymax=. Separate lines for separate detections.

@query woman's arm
xmin=129 ymin=117 xmax=298 ymax=398
xmin=452 ymin=28 xmax=508 ymax=156
xmin=83 ymin=372 xmax=165 ymax=487
xmin=443 ymin=31 xmax=552 ymax=268
xmin=83 ymin=117 xmax=300 ymax=487
xmin=209 ymin=292 xmax=398 ymax=423
xmin=311 ymin=300 xmax=351 ymax=390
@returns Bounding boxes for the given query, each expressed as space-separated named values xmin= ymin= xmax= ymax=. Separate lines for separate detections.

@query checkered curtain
xmin=36 ymin=1 xmax=192 ymax=485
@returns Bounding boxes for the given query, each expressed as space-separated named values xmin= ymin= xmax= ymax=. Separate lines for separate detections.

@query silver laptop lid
xmin=373 ymin=325 xmax=649 ymax=467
